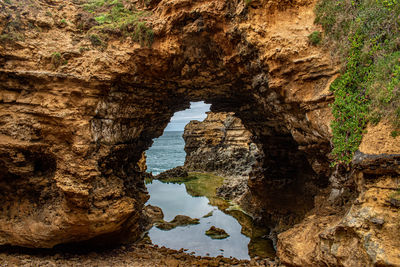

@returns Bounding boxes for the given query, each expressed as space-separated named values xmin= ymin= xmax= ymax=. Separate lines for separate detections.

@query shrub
xmin=51 ymin=52 xmax=62 ymax=67
xmin=79 ymin=46 xmax=90 ymax=53
xmin=315 ymin=0 xmax=400 ymax=164
xmin=89 ymin=34 xmax=102 ymax=46
xmin=308 ymin=31 xmax=321 ymax=45
xmin=132 ymin=21 xmax=154 ymax=47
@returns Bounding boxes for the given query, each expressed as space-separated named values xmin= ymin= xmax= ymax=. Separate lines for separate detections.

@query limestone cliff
xmin=183 ymin=112 xmax=259 ymax=177
xmin=0 ymin=0 xmax=398 ymax=265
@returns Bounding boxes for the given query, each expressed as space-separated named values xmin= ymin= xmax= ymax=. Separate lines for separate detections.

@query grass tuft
xmin=82 ymin=0 xmax=154 ymax=47
xmin=89 ymin=34 xmax=102 ymax=46
xmin=308 ymin=31 xmax=321 ymax=45
xmin=51 ymin=52 xmax=62 ymax=67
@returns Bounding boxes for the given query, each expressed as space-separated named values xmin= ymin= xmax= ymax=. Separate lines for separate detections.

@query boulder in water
xmin=144 ymin=205 xmax=164 ymax=223
xmin=155 ymin=215 xmax=200 ymax=231
xmin=205 ymin=226 xmax=230 ymax=239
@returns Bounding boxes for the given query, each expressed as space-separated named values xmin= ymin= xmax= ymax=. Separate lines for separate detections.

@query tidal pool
xmin=145 ymin=176 xmax=275 ymax=259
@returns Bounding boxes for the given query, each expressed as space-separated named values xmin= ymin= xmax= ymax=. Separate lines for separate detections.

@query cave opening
xmin=145 ymin=101 xmax=211 ymax=175
xmin=0 ymin=16 xmax=332 ymax=251
xmin=86 ymin=82 xmax=330 ymax=255
xmin=142 ymin=101 xmax=277 ymax=259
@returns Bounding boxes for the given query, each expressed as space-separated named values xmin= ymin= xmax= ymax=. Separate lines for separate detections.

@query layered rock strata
xmin=183 ymin=112 xmax=259 ymax=177
xmin=0 ymin=0 xmax=398 ymax=265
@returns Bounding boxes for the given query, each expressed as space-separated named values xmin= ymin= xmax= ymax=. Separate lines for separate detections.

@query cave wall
xmin=0 ymin=0 xmax=338 ymax=251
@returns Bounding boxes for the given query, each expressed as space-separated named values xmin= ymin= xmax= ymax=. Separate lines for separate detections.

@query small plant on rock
xmin=308 ymin=31 xmax=321 ymax=45
xmin=51 ymin=52 xmax=62 ymax=67
xmin=89 ymin=34 xmax=102 ymax=46
xmin=132 ymin=21 xmax=154 ymax=47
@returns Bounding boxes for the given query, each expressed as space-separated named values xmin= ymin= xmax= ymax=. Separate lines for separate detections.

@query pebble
xmin=0 ymin=240 xmax=276 ymax=267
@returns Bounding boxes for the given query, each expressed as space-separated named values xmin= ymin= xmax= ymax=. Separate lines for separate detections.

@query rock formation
xmin=277 ymin=139 xmax=400 ymax=266
xmin=205 ymin=226 xmax=230 ymax=239
xmin=183 ymin=112 xmax=259 ymax=177
xmin=0 ymin=0 xmax=398 ymax=265
xmin=155 ymin=215 xmax=200 ymax=231
xmin=183 ymin=111 xmax=259 ymax=210
xmin=155 ymin=166 xmax=188 ymax=180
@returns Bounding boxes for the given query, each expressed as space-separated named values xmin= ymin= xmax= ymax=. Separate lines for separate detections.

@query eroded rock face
xmin=2 ymin=2 xmax=390 ymax=265
xmin=183 ymin=112 xmax=259 ymax=177
xmin=277 ymin=173 xmax=400 ymax=266
xmin=277 ymin=123 xmax=400 ymax=266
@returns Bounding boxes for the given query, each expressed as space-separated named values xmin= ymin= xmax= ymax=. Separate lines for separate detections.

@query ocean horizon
xmin=146 ymin=131 xmax=186 ymax=175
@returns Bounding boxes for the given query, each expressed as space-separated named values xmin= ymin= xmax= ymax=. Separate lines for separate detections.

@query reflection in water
xmin=146 ymin=181 xmax=212 ymax=221
xmin=145 ymin=179 xmax=275 ymax=259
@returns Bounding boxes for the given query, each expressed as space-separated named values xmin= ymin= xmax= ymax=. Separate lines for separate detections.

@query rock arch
xmin=0 ymin=0 xmax=336 ymax=248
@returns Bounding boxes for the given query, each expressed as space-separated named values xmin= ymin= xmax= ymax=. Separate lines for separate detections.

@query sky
xmin=164 ymin=101 xmax=211 ymax=131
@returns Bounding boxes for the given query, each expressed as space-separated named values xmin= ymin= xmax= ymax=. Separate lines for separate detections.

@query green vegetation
xmin=153 ymin=172 xmax=224 ymax=198
xmin=82 ymin=0 xmax=154 ymax=47
xmin=184 ymin=173 xmax=224 ymax=199
xmin=60 ymin=18 xmax=67 ymax=25
xmin=0 ymin=34 xmax=19 ymax=42
xmin=50 ymin=52 xmax=67 ymax=67
xmin=315 ymin=0 xmax=400 ymax=164
xmin=89 ymin=34 xmax=102 ymax=46
xmin=131 ymin=21 xmax=154 ymax=47
xmin=51 ymin=52 xmax=62 ymax=67
xmin=391 ymin=130 xmax=400 ymax=137
xmin=308 ymin=31 xmax=321 ymax=45
xmin=79 ymin=46 xmax=90 ymax=53
xmin=245 ymin=0 xmax=253 ymax=6
xmin=0 ymin=13 xmax=25 ymax=44
xmin=149 ymin=171 xmax=275 ymax=257
xmin=152 ymin=172 xmax=228 ymax=209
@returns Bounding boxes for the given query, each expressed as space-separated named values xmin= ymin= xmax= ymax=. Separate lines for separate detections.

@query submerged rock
xmin=156 ymin=215 xmax=200 ymax=231
xmin=205 ymin=226 xmax=230 ymax=239
xmin=203 ymin=211 xmax=213 ymax=218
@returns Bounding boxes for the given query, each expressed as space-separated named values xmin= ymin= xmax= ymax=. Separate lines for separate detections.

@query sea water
xmin=146 ymin=180 xmax=252 ymax=259
xmin=145 ymin=130 xmax=275 ymax=259
xmin=146 ymin=131 xmax=185 ymax=175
